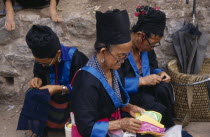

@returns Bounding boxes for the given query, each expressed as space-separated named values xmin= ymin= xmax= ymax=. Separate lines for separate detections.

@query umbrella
xmin=171 ymin=1 xmax=210 ymax=125
xmin=172 ymin=0 xmax=209 ymax=74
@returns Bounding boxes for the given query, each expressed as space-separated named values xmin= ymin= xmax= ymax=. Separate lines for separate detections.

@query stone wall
xmin=0 ymin=0 xmax=209 ymax=103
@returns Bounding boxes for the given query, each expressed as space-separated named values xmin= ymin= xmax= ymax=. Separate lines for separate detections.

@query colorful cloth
xmin=17 ymin=88 xmax=50 ymax=136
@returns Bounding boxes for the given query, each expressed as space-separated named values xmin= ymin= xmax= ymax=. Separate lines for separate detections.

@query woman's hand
xmin=122 ymin=104 xmax=145 ymax=117
xmin=29 ymin=77 xmax=42 ymax=88
xmin=158 ymin=71 xmax=171 ymax=83
xmin=120 ymin=118 xmax=142 ymax=133
xmin=129 ymin=105 xmax=145 ymax=118
xmin=39 ymin=85 xmax=62 ymax=95
xmin=140 ymin=74 xmax=162 ymax=86
xmin=109 ymin=117 xmax=142 ymax=133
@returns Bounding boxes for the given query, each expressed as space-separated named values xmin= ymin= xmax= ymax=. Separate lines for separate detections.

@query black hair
xmin=131 ymin=6 xmax=166 ymax=38
xmin=94 ymin=41 xmax=111 ymax=53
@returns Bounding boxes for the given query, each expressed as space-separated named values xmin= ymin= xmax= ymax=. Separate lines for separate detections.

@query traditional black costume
xmin=17 ymin=25 xmax=88 ymax=136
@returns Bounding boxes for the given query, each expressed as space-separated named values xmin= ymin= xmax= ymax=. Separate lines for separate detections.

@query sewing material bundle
xmin=135 ymin=111 xmax=166 ymax=136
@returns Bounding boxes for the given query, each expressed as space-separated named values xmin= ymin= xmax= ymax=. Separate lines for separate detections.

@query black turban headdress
xmin=96 ymin=9 xmax=131 ymax=45
xmin=132 ymin=6 xmax=166 ymax=36
xmin=26 ymin=25 xmax=60 ymax=59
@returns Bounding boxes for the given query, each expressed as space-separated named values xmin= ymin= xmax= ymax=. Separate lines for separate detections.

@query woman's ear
xmin=99 ymin=48 xmax=107 ymax=55
xmin=98 ymin=48 xmax=107 ymax=63
xmin=137 ymin=31 xmax=145 ymax=40
xmin=56 ymin=50 xmax=61 ymax=57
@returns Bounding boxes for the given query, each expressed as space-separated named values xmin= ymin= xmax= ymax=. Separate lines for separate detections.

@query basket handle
xmin=182 ymin=86 xmax=193 ymax=127
xmin=182 ymin=73 xmax=198 ymax=127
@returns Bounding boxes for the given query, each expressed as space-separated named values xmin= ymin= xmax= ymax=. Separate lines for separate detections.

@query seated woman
xmin=3 ymin=0 xmax=62 ymax=31
xmin=71 ymin=9 xmax=155 ymax=137
xmin=118 ymin=6 xmax=192 ymax=137
xmin=17 ymin=25 xmax=88 ymax=136
xmin=118 ymin=6 xmax=174 ymax=115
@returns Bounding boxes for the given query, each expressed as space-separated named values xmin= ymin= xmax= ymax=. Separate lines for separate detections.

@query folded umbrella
xmin=172 ymin=23 xmax=209 ymax=74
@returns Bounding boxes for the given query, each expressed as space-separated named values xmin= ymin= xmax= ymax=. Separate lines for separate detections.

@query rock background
xmin=0 ymin=0 xmax=209 ymax=104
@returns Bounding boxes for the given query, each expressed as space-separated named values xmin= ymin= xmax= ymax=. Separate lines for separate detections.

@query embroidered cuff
xmin=90 ymin=121 xmax=109 ymax=137
xmin=65 ymin=84 xmax=72 ymax=93
xmin=153 ymin=69 xmax=163 ymax=74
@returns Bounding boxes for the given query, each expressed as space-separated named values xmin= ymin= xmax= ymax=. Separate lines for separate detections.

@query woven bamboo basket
xmin=167 ymin=58 xmax=210 ymax=122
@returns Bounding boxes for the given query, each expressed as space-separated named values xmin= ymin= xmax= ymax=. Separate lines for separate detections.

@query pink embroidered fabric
xmin=138 ymin=122 xmax=165 ymax=133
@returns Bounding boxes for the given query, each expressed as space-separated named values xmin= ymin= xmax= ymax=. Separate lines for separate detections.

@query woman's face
xmin=132 ymin=32 xmax=162 ymax=52
xmin=141 ymin=35 xmax=162 ymax=51
xmin=104 ymin=41 xmax=132 ymax=70
xmin=34 ymin=50 xmax=61 ymax=67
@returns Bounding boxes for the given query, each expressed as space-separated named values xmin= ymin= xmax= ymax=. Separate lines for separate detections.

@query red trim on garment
xmin=47 ymin=118 xmax=70 ymax=129
xmin=97 ymin=109 xmax=121 ymax=122
xmin=70 ymin=69 xmax=81 ymax=87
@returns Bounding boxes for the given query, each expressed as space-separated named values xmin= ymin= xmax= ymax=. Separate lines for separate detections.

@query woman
xmin=17 ymin=25 xmax=88 ymax=136
xmin=71 ymin=9 xmax=154 ymax=137
xmin=118 ymin=6 xmax=192 ymax=137
xmin=4 ymin=0 xmax=62 ymax=31
xmin=118 ymin=6 xmax=174 ymax=115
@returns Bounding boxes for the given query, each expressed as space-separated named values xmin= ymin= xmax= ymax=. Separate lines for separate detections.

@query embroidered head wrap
xmin=26 ymin=25 xmax=60 ymax=58
xmin=132 ymin=6 xmax=166 ymax=37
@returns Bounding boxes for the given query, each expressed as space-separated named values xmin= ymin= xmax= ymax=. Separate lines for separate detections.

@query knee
xmin=143 ymin=102 xmax=166 ymax=114
xmin=156 ymin=81 xmax=169 ymax=88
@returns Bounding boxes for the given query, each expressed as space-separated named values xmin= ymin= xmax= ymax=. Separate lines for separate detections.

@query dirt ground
xmin=0 ymin=104 xmax=67 ymax=137
xmin=1 ymin=104 xmax=210 ymax=137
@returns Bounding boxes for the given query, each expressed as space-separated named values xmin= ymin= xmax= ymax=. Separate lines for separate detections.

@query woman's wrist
xmin=108 ymin=119 xmax=122 ymax=131
xmin=55 ymin=85 xmax=67 ymax=94
xmin=51 ymin=85 xmax=62 ymax=94
xmin=139 ymin=77 xmax=145 ymax=86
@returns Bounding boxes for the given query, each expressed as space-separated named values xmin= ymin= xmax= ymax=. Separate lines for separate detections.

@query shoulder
xmin=73 ymin=69 xmax=101 ymax=88
xmin=61 ymin=45 xmax=88 ymax=61
xmin=60 ymin=45 xmax=78 ymax=55
xmin=73 ymin=48 xmax=88 ymax=59
xmin=71 ymin=69 xmax=103 ymax=100
xmin=72 ymin=49 xmax=89 ymax=64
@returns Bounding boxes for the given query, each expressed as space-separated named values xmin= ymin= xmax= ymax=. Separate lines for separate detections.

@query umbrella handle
xmin=186 ymin=0 xmax=196 ymax=15
xmin=193 ymin=0 xmax=196 ymax=15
